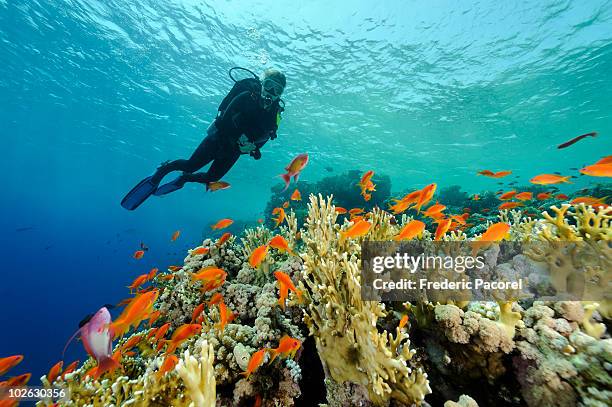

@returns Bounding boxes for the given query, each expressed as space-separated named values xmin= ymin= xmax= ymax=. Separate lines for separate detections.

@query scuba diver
xmin=121 ymin=68 xmax=286 ymax=210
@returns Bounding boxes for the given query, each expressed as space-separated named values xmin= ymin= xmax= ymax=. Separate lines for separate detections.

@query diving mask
xmin=261 ymin=78 xmax=284 ymax=109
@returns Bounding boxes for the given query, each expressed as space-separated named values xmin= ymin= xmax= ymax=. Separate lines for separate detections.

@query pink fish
xmin=279 ymin=153 xmax=308 ymax=191
xmin=62 ymin=307 xmax=120 ymax=379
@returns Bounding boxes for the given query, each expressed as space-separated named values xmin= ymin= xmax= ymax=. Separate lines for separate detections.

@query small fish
xmin=206 ymin=293 xmax=223 ymax=307
xmin=515 ymin=192 xmax=533 ymax=201
xmin=2 ymin=373 xmax=31 ymax=387
xmin=349 ymin=208 xmax=364 ymax=216
xmin=216 ymin=232 xmax=232 ymax=246
xmin=212 ymin=218 xmax=233 ymax=230
xmin=240 ymin=348 xmax=267 ymax=380
xmin=148 ymin=310 xmax=162 ymax=326
xmin=557 ymin=131 xmax=597 ymax=149
xmin=269 ymin=335 xmax=301 ymax=363
xmin=0 ymin=355 xmax=23 ymax=376
xmin=325 ymin=166 xmax=333 ymax=172
xmin=595 ymin=156 xmax=612 ymax=165
xmin=191 ymin=303 xmax=205 ymax=324
xmin=171 ymin=230 xmax=180 ymax=241
xmin=121 ymin=334 xmax=143 ymax=351
xmin=530 ymin=174 xmax=571 ymax=185
xmin=274 ymin=271 xmax=303 ymax=309
xmin=479 ymin=170 xmax=512 ymax=178
xmin=272 ymin=207 xmax=286 ymax=227
xmin=394 ymin=220 xmax=425 ymax=241
xmin=499 ymin=191 xmax=516 ymax=200
xmin=191 ymin=247 xmax=210 ymax=256
xmin=249 ymin=245 xmax=268 ymax=268
xmin=128 ymin=274 xmax=149 ymax=292
xmin=335 ymin=207 xmax=347 ymax=214
xmin=481 ymin=208 xmax=491 ymax=213
xmin=47 ymin=361 xmax=63 ymax=383
xmin=165 ymin=324 xmax=202 ymax=355
xmin=192 ymin=266 xmax=227 ymax=292
xmin=154 ymin=323 xmax=171 ymax=342
xmin=290 ymin=189 xmax=301 ymax=201
xmin=553 ymin=171 xmax=561 ymax=175
xmin=555 ymin=193 xmax=569 ymax=200
xmin=133 ymin=250 xmax=145 ymax=260
xmin=414 ymin=183 xmax=437 ymax=213
xmin=257 ymin=218 xmax=264 ymax=224
xmin=15 ymin=226 xmax=34 ymax=232
xmin=497 ymin=182 xmax=504 ymax=185
xmin=279 ymin=153 xmax=309 ymax=191
xmin=570 ymin=196 xmax=608 ymax=208
xmin=339 ymin=219 xmax=372 ymax=242
xmin=206 ymin=181 xmax=231 ymax=192
xmin=472 ymin=194 xmax=480 ymax=201
xmin=472 ymin=222 xmax=511 ymax=256
xmin=216 ymin=301 xmax=235 ymax=332
xmin=399 ymin=315 xmax=409 ymax=330
xmin=140 ymin=242 xmax=149 ymax=251
xmin=110 ymin=291 xmax=159 ymax=338
xmin=168 ymin=265 xmax=182 ymax=272
xmin=61 ymin=360 xmax=79 ymax=379
xmin=147 ymin=268 xmax=158 ymax=281
xmin=157 ymin=354 xmax=179 ymax=379
xmin=499 ymin=202 xmax=523 ymax=210
xmin=269 ymin=235 xmax=293 ymax=255
xmin=434 ymin=219 xmax=452 ymax=241
xmin=537 ymin=192 xmax=551 ymax=200
xmin=423 ymin=203 xmax=446 ymax=217
xmin=579 ymin=163 xmax=612 ymax=177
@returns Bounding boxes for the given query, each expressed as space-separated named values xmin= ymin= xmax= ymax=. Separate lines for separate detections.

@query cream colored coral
xmin=176 ymin=342 xmax=216 ymax=407
xmin=300 ymin=194 xmax=431 ymax=406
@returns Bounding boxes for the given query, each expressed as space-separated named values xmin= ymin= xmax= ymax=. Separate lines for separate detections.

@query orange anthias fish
xmin=148 ymin=310 xmax=162 ymax=326
xmin=191 ymin=303 xmax=205 ymax=324
xmin=212 ymin=218 xmax=234 ymax=230
xmin=414 ymin=183 xmax=437 ymax=213
xmin=133 ymin=250 xmax=145 ymax=260
xmin=216 ymin=301 xmax=235 ymax=332
xmin=168 ymin=265 xmax=182 ymax=272
xmin=491 ymin=171 xmax=512 ymax=178
xmin=269 ymin=235 xmax=293 ymax=255
xmin=249 ymin=245 xmax=269 ymax=268
xmin=110 ymin=290 xmax=159 ymax=338
xmin=154 ymin=323 xmax=171 ymax=343
xmin=206 ymin=181 xmax=231 ymax=192
xmin=499 ymin=202 xmax=523 ymax=210
xmin=570 ymin=196 xmax=608 ymax=207
xmin=216 ymin=232 xmax=232 ymax=247
xmin=0 ymin=355 xmax=23 ymax=376
xmin=192 ymin=247 xmax=210 ymax=256
xmin=595 ymin=155 xmax=612 ymax=165
xmin=537 ymin=192 xmax=551 ymax=200
xmin=272 ymin=207 xmax=286 ymax=227
xmin=472 ymin=194 xmax=480 ymax=201
xmin=282 ymin=201 xmax=290 ymax=209
xmin=157 ymin=354 xmax=178 ymax=379
xmin=472 ymin=222 xmax=511 ymax=256
xmin=207 ymin=293 xmax=224 ymax=307
xmin=192 ymin=266 xmax=227 ymax=292
xmin=477 ymin=170 xmax=494 ymax=176
xmin=274 ymin=271 xmax=303 ymax=309
xmin=394 ymin=220 xmax=425 ymax=241
xmin=530 ymin=174 xmax=571 ymax=185
xmin=388 ymin=199 xmax=411 ymax=215
xmin=47 ymin=361 xmax=63 ymax=383
xmin=339 ymin=219 xmax=372 ymax=242
xmin=279 ymin=153 xmax=309 ymax=191
xmin=349 ymin=208 xmax=364 ymax=216
xmin=290 ymin=189 xmax=301 ymax=201
xmin=335 ymin=206 xmax=347 ymax=214
xmin=515 ymin=192 xmax=533 ymax=201
xmin=499 ymin=190 xmax=517 ymax=200
xmin=171 ymin=230 xmax=180 ymax=241
xmin=1 ymin=373 xmax=31 ymax=387
xmin=269 ymin=335 xmax=301 ymax=363
xmin=399 ymin=314 xmax=409 ymax=329
xmin=423 ymin=202 xmax=446 ymax=217
xmin=121 ymin=335 xmax=143 ymax=351
xmin=147 ymin=268 xmax=158 ymax=281
xmin=128 ymin=274 xmax=149 ymax=293
xmin=61 ymin=360 xmax=79 ymax=380
xmin=240 ymin=348 xmax=267 ymax=380
xmin=579 ymin=163 xmax=612 ymax=177
xmin=555 ymin=193 xmax=569 ymax=200
xmin=165 ymin=324 xmax=202 ymax=355
xmin=434 ymin=218 xmax=452 ymax=241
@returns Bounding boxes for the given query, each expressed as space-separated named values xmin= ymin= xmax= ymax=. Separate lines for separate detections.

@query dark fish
xmin=325 ymin=166 xmax=333 ymax=172
xmin=553 ymin=171 xmax=561 ymax=175
xmin=15 ymin=226 xmax=34 ymax=232
xmin=497 ymin=182 xmax=503 ymax=185
xmin=140 ymin=242 xmax=149 ymax=251
xmin=44 ymin=245 xmax=53 ymax=250
xmin=569 ymin=167 xmax=578 ymax=170
xmin=515 ymin=176 xmax=519 ymax=178
xmin=557 ymin=131 xmax=597 ymax=149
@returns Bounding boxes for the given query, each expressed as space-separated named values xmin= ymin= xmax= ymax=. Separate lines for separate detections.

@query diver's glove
xmin=250 ymin=148 xmax=262 ymax=160
xmin=237 ymin=134 xmax=256 ymax=154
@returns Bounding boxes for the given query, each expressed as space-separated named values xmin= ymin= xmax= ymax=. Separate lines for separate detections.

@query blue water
xmin=1 ymin=0 xmax=611 ymax=383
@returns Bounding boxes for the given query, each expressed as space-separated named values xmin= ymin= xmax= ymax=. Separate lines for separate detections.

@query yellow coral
xmin=300 ymin=194 xmax=431 ymax=406
xmin=176 ymin=342 xmax=216 ymax=407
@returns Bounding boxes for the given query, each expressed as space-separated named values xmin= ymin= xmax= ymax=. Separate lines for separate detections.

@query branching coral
xmin=299 ymin=194 xmax=431 ymax=406
xmin=176 ymin=343 xmax=216 ymax=407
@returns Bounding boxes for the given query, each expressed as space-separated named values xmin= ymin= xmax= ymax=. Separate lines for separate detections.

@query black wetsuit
xmin=151 ymin=83 xmax=281 ymax=185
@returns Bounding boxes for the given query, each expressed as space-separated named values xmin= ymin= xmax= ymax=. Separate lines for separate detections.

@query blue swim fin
xmin=154 ymin=175 xmax=186 ymax=196
xmin=121 ymin=176 xmax=158 ymax=210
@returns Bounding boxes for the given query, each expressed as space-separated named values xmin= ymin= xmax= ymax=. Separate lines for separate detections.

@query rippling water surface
xmin=1 ymin=0 xmax=611 ymax=381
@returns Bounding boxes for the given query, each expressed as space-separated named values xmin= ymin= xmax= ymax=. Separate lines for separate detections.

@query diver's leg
xmin=151 ymin=133 xmax=218 ymax=184
xmin=182 ymin=149 xmax=241 ymax=185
